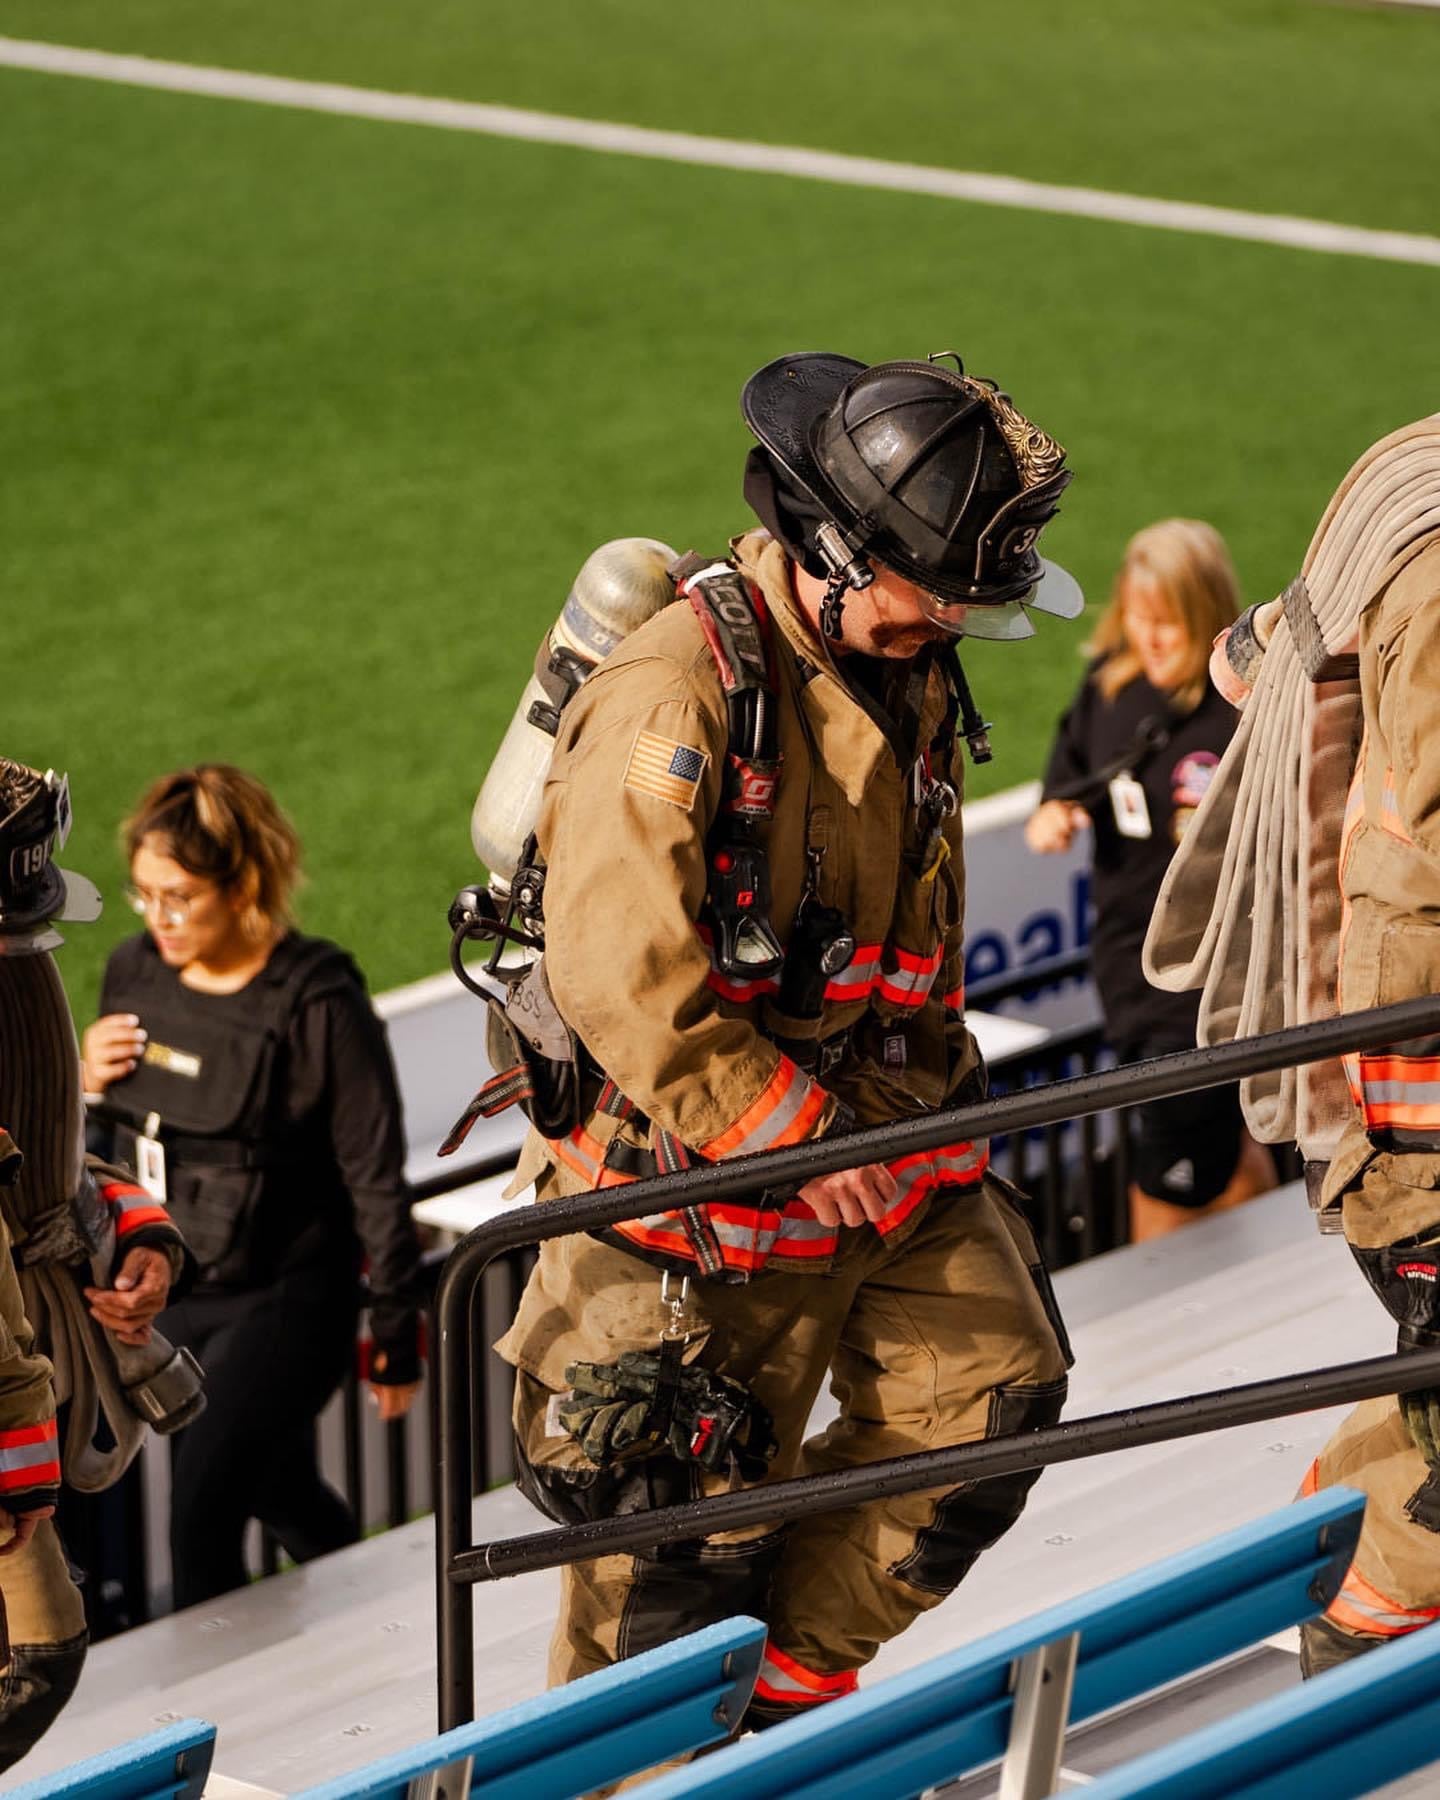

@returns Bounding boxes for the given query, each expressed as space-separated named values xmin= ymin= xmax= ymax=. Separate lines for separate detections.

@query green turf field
xmin=1 ymin=3 xmax=1436 ymax=1017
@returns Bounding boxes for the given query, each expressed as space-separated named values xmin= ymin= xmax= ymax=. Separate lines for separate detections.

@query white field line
xmin=3 ymin=36 xmax=1440 ymax=269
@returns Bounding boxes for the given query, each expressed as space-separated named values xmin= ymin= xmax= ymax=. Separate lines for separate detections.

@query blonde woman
xmin=81 ymin=766 xmax=422 ymax=1607
xmin=1026 ymin=520 xmax=1274 ymax=1239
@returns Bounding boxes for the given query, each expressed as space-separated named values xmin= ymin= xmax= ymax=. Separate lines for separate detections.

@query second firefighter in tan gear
xmin=1166 ymin=422 xmax=1440 ymax=1672
xmin=494 ymin=351 xmax=1080 ymax=1722
xmin=1306 ymin=536 xmax=1440 ymax=1662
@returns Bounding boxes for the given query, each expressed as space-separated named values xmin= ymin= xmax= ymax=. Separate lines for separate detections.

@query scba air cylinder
xmin=470 ymin=537 xmax=678 ymax=888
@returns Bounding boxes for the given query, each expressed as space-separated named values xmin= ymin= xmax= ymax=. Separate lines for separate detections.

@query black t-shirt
xmin=1040 ymin=662 xmax=1236 ymax=1047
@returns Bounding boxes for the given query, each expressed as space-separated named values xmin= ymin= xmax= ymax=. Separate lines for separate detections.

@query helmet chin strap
xmin=813 ymin=520 xmax=875 ymax=645
xmin=820 ymin=571 xmax=849 ymax=642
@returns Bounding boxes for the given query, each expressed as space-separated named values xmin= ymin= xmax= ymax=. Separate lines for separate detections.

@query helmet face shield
xmin=913 ymin=592 xmax=1033 ymax=640
xmin=908 ymin=554 xmax=1084 ymax=640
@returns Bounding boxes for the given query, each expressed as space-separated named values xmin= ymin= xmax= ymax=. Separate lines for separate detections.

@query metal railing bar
xmin=410 ymin=1146 xmax=523 ymax=1202
xmin=966 ymin=948 xmax=1092 ymax=1008
xmin=456 ymin=1346 xmax=1440 ymax=1582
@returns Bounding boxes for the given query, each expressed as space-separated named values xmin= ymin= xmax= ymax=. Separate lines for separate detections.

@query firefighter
xmin=485 ymin=352 xmax=1081 ymax=1724
xmin=0 ymin=759 xmax=193 ymax=1768
xmin=1290 ymin=529 xmax=1440 ymax=1672
xmin=1147 ymin=416 xmax=1440 ymax=1675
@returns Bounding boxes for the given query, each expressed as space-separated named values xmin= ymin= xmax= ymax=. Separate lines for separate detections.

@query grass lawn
xmin=1 ymin=11 xmax=1435 ymax=1017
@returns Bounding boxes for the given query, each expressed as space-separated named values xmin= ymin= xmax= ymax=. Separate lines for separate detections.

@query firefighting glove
xmin=560 ymin=1350 xmax=778 ymax=1478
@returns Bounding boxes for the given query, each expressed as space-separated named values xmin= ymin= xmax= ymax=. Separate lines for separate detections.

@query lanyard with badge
xmin=1051 ymin=712 xmax=1173 ymax=840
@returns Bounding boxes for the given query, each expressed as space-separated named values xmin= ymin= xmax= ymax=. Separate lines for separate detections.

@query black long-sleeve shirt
xmin=1041 ymin=663 xmax=1237 ymax=1048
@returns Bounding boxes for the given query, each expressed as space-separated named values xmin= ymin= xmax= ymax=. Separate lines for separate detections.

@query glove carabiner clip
xmin=660 ymin=1271 xmax=692 ymax=1341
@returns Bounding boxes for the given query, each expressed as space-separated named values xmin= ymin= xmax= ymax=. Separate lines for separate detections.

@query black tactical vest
xmin=93 ymin=933 xmax=361 ymax=1287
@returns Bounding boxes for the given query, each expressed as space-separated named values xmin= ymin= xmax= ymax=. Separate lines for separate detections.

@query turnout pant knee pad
xmin=891 ymin=1377 xmax=1068 ymax=1597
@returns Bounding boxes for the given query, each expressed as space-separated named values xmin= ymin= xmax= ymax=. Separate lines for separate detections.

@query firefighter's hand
xmin=798 ymin=1163 xmax=899 ymax=1229
xmin=1024 ymin=800 xmax=1088 ymax=855
xmin=85 ymin=1246 xmax=172 ymax=1345
xmin=81 ymin=1013 xmax=147 ymax=1093
xmin=0 ymin=1505 xmax=54 ymax=1558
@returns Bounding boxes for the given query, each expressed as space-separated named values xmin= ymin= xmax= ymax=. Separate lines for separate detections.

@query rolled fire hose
xmin=1144 ymin=415 xmax=1440 ymax=1165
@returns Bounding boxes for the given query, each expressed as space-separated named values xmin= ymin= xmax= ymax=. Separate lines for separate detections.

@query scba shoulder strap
xmin=672 ymin=556 xmax=786 ymax=978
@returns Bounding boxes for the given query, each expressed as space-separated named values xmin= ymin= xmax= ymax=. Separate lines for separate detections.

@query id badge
xmin=136 ymin=1112 xmax=168 ymax=1204
xmin=1109 ymin=773 xmax=1152 ymax=840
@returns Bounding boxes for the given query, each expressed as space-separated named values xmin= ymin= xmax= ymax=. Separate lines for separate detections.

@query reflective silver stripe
xmin=0 ymin=1437 xmax=58 ymax=1477
xmin=1338 ymin=1587 xmax=1432 ymax=1631
xmin=738 ymin=1070 xmax=818 ymax=1154
xmin=878 ymin=961 xmax=936 ymax=996
xmin=756 ymin=1660 xmax=819 ymax=1700
xmin=891 ymin=1146 xmax=987 ymax=1206
xmin=1362 ymin=1081 xmax=1440 ymax=1106
xmin=825 ymin=952 xmax=881 ymax=1000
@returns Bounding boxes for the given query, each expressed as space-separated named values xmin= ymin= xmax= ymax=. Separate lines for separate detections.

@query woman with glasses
xmin=81 ymin=765 xmax=423 ymax=1608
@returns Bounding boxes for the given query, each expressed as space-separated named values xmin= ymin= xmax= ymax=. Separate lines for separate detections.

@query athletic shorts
xmin=1112 ymin=1037 xmax=1245 ymax=1208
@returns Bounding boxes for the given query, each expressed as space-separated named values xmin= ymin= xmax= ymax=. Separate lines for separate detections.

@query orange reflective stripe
xmin=701 ymin=1057 xmax=826 ymax=1159
xmin=753 ymin=1643 xmax=858 ymax=1706
xmin=1326 ymin=1563 xmax=1440 ymax=1639
xmin=1298 ymin=1460 xmax=1320 ymax=1499
xmin=548 ymin=1126 xmax=637 ymax=1189
xmin=0 ymin=1418 xmax=60 ymax=1492
xmin=875 ymin=944 xmax=944 ymax=1009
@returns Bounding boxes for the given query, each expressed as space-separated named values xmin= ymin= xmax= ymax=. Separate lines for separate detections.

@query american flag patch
xmin=624 ymin=731 xmax=710 ymax=810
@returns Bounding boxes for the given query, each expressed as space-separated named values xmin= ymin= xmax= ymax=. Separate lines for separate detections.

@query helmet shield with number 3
xmin=0 ymin=760 xmax=102 ymax=955
xmin=742 ymin=351 xmax=1082 ymax=636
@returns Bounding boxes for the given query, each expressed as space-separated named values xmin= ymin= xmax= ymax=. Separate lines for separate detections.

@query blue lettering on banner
xmin=963 ymin=871 xmax=1093 ymax=997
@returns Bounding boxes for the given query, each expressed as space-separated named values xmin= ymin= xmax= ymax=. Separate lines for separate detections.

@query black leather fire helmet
xmin=0 ymin=760 xmax=102 ymax=956
xmin=742 ymin=351 xmax=1082 ymax=639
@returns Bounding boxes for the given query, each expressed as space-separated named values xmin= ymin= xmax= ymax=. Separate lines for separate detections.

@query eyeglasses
xmin=125 ymin=885 xmax=201 ymax=928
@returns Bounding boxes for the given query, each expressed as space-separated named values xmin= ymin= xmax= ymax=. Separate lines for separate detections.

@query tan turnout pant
xmin=497 ymin=1175 xmax=1069 ymax=1717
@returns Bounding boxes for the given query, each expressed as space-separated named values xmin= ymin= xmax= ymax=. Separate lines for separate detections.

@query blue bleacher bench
xmin=633 ymin=1488 xmax=1368 ymax=1799
xmin=291 ymin=1615 xmax=765 ymax=1800
xmin=4 ymin=1718 xmax=215 ymax=1800
xmin=1083 ymin=1610 xmax=1440 ymax=1798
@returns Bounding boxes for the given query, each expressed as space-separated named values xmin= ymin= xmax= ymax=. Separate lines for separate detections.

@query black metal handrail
xmin=459 ymin=1346 xmax=1440 ymax=1579
xmin=433 ymin=993 xmax=1440 ymax=1729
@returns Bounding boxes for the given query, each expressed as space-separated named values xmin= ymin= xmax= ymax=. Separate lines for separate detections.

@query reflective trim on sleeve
xmin=1355 ymin=1052 xmax=1440 ymax=1146
xmin=875 ymin=943 xmax=944 ymax=1010
xmin=1326 ymin=1563 xmax=1440 ymax=1640
xmin=101 ymin=1180 xmax=173 ymax=1236
xmin=878 ymin=1140 xmax=990 ymax=1236
xmin=0 ymin=1419 xmax=60 ymax=1494
xmin=701 ymin=1057 xmax=827 ymax=1160
xmin=753 ymin=1643 xmax=859 ymax=1707
xmin=940 ymin=982 xmax=965 ymax=1014
xmin=823 ymin=944 xmax=884 ymax=1004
